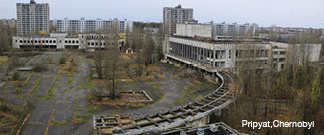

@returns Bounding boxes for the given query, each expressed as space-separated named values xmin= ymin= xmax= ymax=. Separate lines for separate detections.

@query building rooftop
xmin=171 ymin=35 xmax=263 ymax=44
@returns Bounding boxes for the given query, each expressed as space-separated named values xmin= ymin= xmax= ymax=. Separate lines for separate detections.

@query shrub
xmin=88 ymin=69 xmax=93 ymax=80
xmin=70 ymin=58 xmax=74 ymax=63
xmin=32 ymin=63 xmax=48 ymax=72
xmin=146 ymin=71 xmax=150 ymax=76
xmin=11 ymin=71 xmax=20 ymax=81
xmin=59 ymin=57 xmax=66 ymax=64
xmin=68 ymin=65 xmax=73 ymax=72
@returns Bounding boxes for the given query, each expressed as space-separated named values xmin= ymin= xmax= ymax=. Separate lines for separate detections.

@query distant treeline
xmin=132 ymin=22 xmax=162 ymax=29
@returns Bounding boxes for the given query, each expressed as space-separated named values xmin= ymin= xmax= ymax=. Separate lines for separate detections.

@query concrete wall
xmin=176 ymin=24 xmax=212 ymax=38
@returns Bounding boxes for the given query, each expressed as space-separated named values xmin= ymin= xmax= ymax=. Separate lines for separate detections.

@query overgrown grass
xmin=87 ymin=81 xmax=97 ymax=88
xmin=24 ymin=74 xmax=32 ymax=84
xmin=123 ymin=79 xmax=138 ymax=85
xmin=64 ymin=88 xmax=70 ymax=92
xmin=50 ymin=119 xmax=66 ymax=125
xmin=67 ymin=76 xmax=73 ymax=85
xmin=7 ymin=82 xmax=15 ymax=88
xmin=0 ymin=116 xmax=12 ymax=124
xmin=147 ymin=83 xmax=162 ymax=90
xmin=88 ymin=104 xmax=99 ymax=111
xmin=79 ymin=57 xmax=83 ymax=72
xmin=55 ymin=75 xmax=61 ymax=80
xmin=73 ymin=116 xmax=88 ymax=123
xmin=173 ymin=98 xmax=188 ymax=106
xmin=72 ymin=101 xmax=89 ymax=123
xmin=0 ymin=56 xmax=8 ymax=65
xmin=74 ymin=103 xmax=79 ymax=111
xmin=77 ymin=83 xmax=86 ymax=90
xmin=45 ymin=75 xmax=52 ymax=84
xmin=38 ymin=75 xmax=58 ymax=100
xmin=74 ymin=113 xmax=92 ymax=117
xmin=181 ymin=86 xmax=197 ymax=100
xmin=87 ymin=92 xmax=92 ymax=102
xmin=29 ymin=76 xmax=42 ymax=95
xmin=154 ymin=92 xmax=164 ymax=99
xmin=126 ymin=102 xmax=146 ymax=106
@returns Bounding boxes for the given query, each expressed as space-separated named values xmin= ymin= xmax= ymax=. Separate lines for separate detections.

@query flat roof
xmin=170 ymin=35 xmax=263 ymax=44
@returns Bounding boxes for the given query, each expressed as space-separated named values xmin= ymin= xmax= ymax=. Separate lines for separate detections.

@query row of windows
xmin=65 ymin=40 xmax=80 ymax=44
xmin=16 ymin=40 xmax=84 ymax=44
xmin=87 ymin=42 xmax=114 ymax=46
xmin=18 ymin=40 xmax=56 ymax=44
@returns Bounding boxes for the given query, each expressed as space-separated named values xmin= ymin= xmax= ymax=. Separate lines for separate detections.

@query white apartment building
xmin=16 ymin=0 xmax=49 ymax=35
xmin=55 ymin=18 xmax=127 ymax=34
xmin=163 ymin=5 xmax=193 ymax=35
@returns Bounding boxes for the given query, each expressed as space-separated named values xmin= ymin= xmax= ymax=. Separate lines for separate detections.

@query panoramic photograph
xmin=0 ymin=0 xmax=323 ymax=134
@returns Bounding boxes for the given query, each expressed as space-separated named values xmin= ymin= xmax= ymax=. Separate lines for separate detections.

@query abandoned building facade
xmin=164 ymin=23 xmax=322 ymax=74
xmin=12 ymin=33 xmax=125 ymax=52
xmin=54 ymin=17 xmax=128 ymax=34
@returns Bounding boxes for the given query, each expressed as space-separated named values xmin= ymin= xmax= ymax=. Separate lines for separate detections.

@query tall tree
xmin=103 ymin=19 xmax=121 ymax=99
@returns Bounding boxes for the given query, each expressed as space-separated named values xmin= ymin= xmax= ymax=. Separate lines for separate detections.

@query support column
xmin=182 ymin=44 xmax=184 ymax=58
xmin=213 ymin=47 xmax=216 ymax=67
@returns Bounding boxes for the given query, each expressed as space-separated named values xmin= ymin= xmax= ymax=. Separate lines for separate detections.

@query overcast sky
xmin=1 ymin=0 xmax=323 ymax=28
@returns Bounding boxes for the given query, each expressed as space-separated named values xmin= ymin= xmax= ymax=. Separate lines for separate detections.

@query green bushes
xmin=11 ymin=71 xmax=20 ymax=81
xmin=32 ymin=63 xmax=48 ymax=72
xmin=59 ymin=57 xmax=66 ymax=64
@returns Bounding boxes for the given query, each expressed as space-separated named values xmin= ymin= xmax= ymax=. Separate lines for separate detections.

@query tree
xmin=103 ymin=21 xmax=121 ymax=99
xmin=49 ymin=25 xmax=57 ymax=33
xmin=131 ymin=27 xmax=144 ymax=76
xmin=125 ymin=23 xmax=131 ymax=49
xmin=93 ymin=30 xmax=104 ymax=79
xmin=0 ymin=23 xmax=13 ymax=53
xmin=155 ymin=23 xmax=165 ymax=60
xmin=142 ymin=24 xmax=155 ymax=66
xmin=311 ymin=68 xmax=321 ymax=109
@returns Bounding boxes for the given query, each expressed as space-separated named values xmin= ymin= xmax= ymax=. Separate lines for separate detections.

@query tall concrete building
xmin=163 ymin=5 xmax=193 ymax=35
xmin=16 ymin=0 xmax=49 ymax=35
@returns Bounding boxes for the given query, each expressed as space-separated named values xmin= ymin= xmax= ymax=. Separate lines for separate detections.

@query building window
xmin=46 ymin=40 xmax=48 ymax=43
xmin=53 ymin=40 xmax=56 ymax=43
xmin=65 ymin=40 xmax=67 ymax=43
